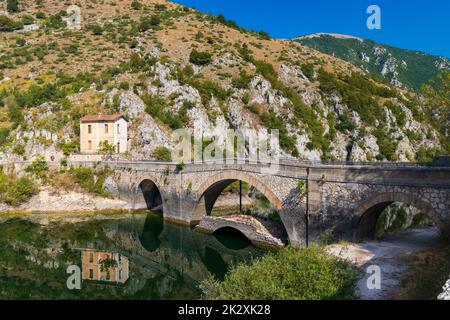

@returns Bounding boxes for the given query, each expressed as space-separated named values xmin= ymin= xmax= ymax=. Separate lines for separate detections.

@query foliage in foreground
xmin=200 ymin=246 xmax=359 ymax=300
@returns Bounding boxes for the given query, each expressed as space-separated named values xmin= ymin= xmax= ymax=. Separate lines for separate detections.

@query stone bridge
xmin=99 ymin=159 xmax=450 ymax=247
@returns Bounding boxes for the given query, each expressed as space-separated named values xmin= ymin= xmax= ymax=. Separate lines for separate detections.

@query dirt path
xmin=327 ymin=228 xmax=440 ymax=300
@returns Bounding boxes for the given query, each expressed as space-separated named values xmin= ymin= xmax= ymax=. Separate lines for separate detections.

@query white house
xmin=80 ymin=114 xmax=128 ymax=154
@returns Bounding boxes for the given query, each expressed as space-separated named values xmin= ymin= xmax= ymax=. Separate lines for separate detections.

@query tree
xmin=189 ymin=49 xmax=212 ymax=66
xmin=7 ymin=0 xmax=20 ymax=13
xmin=99 ymin=141 xmax=116 ymax=154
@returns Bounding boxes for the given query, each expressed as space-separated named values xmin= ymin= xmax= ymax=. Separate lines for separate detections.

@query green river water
xmin=0 ymin=211 xmax=265 ymax=299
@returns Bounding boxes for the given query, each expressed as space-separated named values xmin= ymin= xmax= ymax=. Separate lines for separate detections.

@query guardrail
xmin=2 ymin=157 xmax=449 ymax=170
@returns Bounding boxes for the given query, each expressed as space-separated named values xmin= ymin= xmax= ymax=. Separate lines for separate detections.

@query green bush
xmin=0 ymin=172 xmax=38 ymax=206
xmin=12 ymin=144 xmax=25 ymax=156
xmin=43 ymin=13 xmax=66 ymax=29
xmin=0 ymin=128 xmax=10 ymax=146
xmin=21 ymin=14 xmax=34 ymax=25
xmin=232 ymin=70 xmax=252 ymax=89
xmin=201 ymin=246 xmax=358 ymax=300
xmin=35 ymin=12 xmax=45 ymax=19
xmin=0 ymin=15 xmax=23 ymax=32
xmin=189 ymin=49 xmax=212 ymax=66
xmin=301 ymin=63 xmax=315 ymax=80
xmin=7 ymin=0 xmax=19 ymax=13
xmin=61 ymin=141 xmax=79 ymax=156
xmin=89 ymin=23 xmax=103 ymax=36
xmin=119 ymin=81 xmax=130 ymax=90
xmin=131 ymin=0 xmax=142 ymax=10
xmin=25 ymin=157 xmax=48 ymax=179
xmin=142 ymin=94 xmax=186 ymax=129
xmin=152 ymin=146 xmax=172 ymax=161
xmin=71 ymin=167 xmax=109 ymax=197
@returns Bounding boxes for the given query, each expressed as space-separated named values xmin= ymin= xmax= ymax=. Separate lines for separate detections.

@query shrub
xmin=61 ymin=141 xmax=79 ymax=156
xmin=200 ymin=246 xmax=358 ymax=300
xmin=301 ymin=63 xmax=314 ymax=80
xmin=12 ymin=144 xmax=25 ymax=156
xmin=138 ymin=17 xmax=151 ymax=32
xmin=7 ymin=0 xmax=19 ymax=13
xmin=0 ymin=128 xmax=10 ymax=146
xmin=176 ymin=162 xmax=185 ymax=172
xmin=21 ymin=14 xmax=35 ymax=25
xmin=150 ymin=15 xmax=161 ymax=26
xmin=241 ymin=92 xmax=250 ymax=105
xmin=416 ymin=146 xmax=436 ymax=163
xmin=119 ymin=81 xmax=130 ymax=90
xmin=99 ymin=140 xmax=116 ymax=154
xmin=60 ymin=158 xmax=68 ymax=167
xmin=35 ymin=12 xmax=45 ymax=19
xmin=131 ymin=0 xmax=142 ymax=10
xmin=71 ymin=167 xmax=109 ymax=196
xmin=258 ymin=30 xmax=271 ymax=40
xmin=89 ymin=23 xmax=103 ymax=35
xmin=0 ymin=15 xmax=23 ymax=32
xmin=246 ymin=103 xmax=261 ymax=115
xmin=189 ymin=49 xmax=212 ymax=66
xmin=232 ymin=71 xmax=252 ymax=89
xmin=142 ymin=94 xmax=185 ymax=129
xmin=1 ymin=177 xmax=39 ymax=206
xmin=152 ymin=146 xmax=172 ymax=161
xmin=25 ymin=157 xmax=48 ymax=179
xmin=44 ymin=13 xmax=66 ymax=29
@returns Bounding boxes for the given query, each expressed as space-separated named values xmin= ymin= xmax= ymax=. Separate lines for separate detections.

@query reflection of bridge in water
xmin=80 ymin=212 xmax=265 ymax=294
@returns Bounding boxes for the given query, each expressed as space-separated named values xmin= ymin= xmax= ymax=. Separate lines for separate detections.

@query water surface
xmin=0 ymin=211 xmax=265 ymax=299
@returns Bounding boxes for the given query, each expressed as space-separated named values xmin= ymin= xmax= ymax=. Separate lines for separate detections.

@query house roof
xmin=80 ymin=114 xmax=127 ymax=123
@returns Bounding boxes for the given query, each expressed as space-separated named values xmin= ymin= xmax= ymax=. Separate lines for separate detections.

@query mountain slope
xmin=0 ymin=0 xmax=447 ymax=164
xmin=295 ymin=34 xmax=450 ymax=91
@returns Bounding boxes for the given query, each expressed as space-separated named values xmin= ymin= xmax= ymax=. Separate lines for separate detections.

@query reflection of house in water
xmin=81 ymin=250 xmax=129 ymax=284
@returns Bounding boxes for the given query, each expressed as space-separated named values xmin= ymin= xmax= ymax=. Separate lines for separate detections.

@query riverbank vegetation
xmin=200 ymin=246 xmax=359 ymax=300
xmin=0 ymin=158 xmax=113 ymax=207
xmin=0 ymin=170 xmax=38 ymax=205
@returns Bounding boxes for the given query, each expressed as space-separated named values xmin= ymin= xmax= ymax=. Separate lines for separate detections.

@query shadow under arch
xmin=354 ymin=192 xmax=439 ymax=240
xmin=139 ymin=179 xmax=164 ymax=213
xmin=192 ymin=171 xmax=283 ymax=221
xmin=213 ymin=227 xmax=252 ymax=250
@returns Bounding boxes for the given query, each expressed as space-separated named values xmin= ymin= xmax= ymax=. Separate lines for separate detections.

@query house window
xmin=88 ymin=140 xmax=92 ymax=150
xmin=89 ymin=269 xmax=93 ymax=279
xmin=104 ymin=124 xmax=108 ymax=134
xmin=117 ymin=124 xmax=120 ymax=134
xmin=106 ymin=271 xmax=110 ymax=281
xmin=88 ymin=125 xmax=92 ymax=134
xmin=89 ymin=253 xmax=93 ymax=263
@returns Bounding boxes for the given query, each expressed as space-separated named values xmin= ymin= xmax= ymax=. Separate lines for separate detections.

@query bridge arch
xmin=138 ymin=177 xmax=165 ymax=213
xmin=354 ymin=192 xmax=439 ymax=240
xmin=192 ymin=170 xmax=283 ymax=222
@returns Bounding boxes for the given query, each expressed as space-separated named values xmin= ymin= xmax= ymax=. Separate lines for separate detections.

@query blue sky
xmin=170 ymin=0 xmax=450 ymax=57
